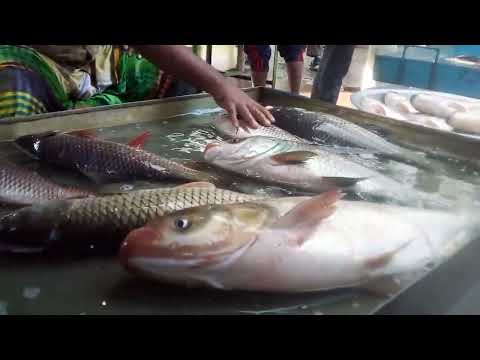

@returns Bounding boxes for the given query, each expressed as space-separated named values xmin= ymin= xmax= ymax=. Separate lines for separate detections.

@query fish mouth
xmin=203 ymin=142 xmax=222 ymax=161
xmin=119 ymin=226 xmax=159 ymax=267
xmin=120 ymin=226 xmax=205 ymax=269
xmin=204 ymin=142 xmax=220 ymax=152
xmin=120 ymin=227 xmax=210 ymax=275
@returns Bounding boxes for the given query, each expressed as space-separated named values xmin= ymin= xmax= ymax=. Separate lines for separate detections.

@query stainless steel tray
xmin=0 ymin=87 xmax=478 ymax=315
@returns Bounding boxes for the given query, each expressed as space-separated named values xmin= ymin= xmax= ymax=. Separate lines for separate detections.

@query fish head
xmin=213 ymin=114 xmax=254 ymax=138
xmin=204 ymin=136 xmax=281 ymax=167
xmin=14 ymin=131 xmax=59 ymax=159
xmin=119 ymin=203 xmax=274 ymax=283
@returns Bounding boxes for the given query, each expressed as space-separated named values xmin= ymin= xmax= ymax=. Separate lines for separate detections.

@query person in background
xmin=244 ymin=45 xmax=306 ymax=94
xmin=307 ymin=45 xmax=324 ymax=71
xmin=0 ymin=45 xmax=274 ymax=129
xmin=310 ymin=45 xmax=355 ymax=104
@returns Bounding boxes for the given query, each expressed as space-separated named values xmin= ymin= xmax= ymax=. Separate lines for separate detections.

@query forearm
xmin=132 ymin=45 xmax=225 ymax=96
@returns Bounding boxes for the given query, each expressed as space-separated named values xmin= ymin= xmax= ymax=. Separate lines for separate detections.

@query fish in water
xmin=268 ymin=106 xmax=445 ymax=174
xmin=14 ymin=130 xmax=215 ymax=184
xmin=213 ymin=113 xmax=306 ymax=142
xmin=204 ymin=137 xmax=368 ymax=193
xmin=0 ymin=159 xmax=92 ymax=206
xmin=357 ymin=97 xmax=408 ymax=121
xmin=0 ymin=182 xmax=268 ymax=255
xmin=203 ymin=136 xmax=449 ymax=207
xmin=213 ymin=112 xmax=381 ymax=161
xmin=384 ymin=92 xmax=417 ymax=114
xmin=120 ymin=190 xmax=477 ymax=292
xmin=447 ymin=111 xmax=480 ymax=134
xmin=410 ymin=94 xmax=467 ymax=119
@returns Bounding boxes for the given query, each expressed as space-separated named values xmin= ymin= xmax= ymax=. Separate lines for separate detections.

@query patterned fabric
xmin=0 ymin=66 xmax=63 ymax=117
xmin=0 ymin=45 xmax=191 ymax=120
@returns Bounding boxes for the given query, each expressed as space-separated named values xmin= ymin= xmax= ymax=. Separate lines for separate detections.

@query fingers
xmin=249 ymin=105 xmax=272 ymax=127
xmin=261 ymin=106 xmax=276 ymax=123
xmin=238 ymin=105 xmax=260 ymax=129
xmin=226 ymin=103 xmax=239 ymax=129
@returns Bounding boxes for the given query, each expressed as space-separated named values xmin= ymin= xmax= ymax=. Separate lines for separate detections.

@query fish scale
xmin=0 ymin=160 xmax=92 ymax=205
xmin=269 ymin=106 xmax=446 ymax=173
xmin=0 ymin=186 xmax=267 ymax=255
xmin=15 ymin=132 xmax=214 ymax=183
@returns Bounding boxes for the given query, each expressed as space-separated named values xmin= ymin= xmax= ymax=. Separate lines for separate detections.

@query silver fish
xmin=203 ymin=136 xmax=449 ymax=207
xmin=359 ymin=97 xmax=409 ymax=120
xmin=213 ymin=113 xmax=306 ymax=142
xmin=384 ymin=92 xmax=417 ymax=114
xmin=405 ymin=114 xmax=453 ymax=131
xmin=448 ymin=111 xmax=480 ymax=134
xmin=268 ymin=106 xmax=446 ymax=174
xmin=410 ymin=94 xmax=467 ymax=119
xmin=120 ymin=191 xmax=477 ymax=292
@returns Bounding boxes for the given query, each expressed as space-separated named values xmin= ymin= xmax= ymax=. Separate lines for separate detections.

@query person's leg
xmin=311 ymin=45 xmax=355 ymax=104
xmin=286 ymin=62 xmax=304 ymax=94
xmin=244 ymin=45 xmax=271 ymax=87
xmin=278 ymin=45 xmax=306 ymax=94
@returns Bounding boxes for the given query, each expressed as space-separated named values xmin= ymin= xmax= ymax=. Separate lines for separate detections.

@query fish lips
xmin=120 ymin=226 xmax=206 ymax=271
xmin=203 ymin=143 xmax=222 ymax=162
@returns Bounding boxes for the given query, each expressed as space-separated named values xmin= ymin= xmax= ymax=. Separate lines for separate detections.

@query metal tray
xmin=350 ymin=87 xmax=480 ymax=140
xmin=0 ymin=87 xmax=479 ymax=315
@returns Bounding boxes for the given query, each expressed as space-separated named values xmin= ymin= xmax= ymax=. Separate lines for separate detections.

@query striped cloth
xmin=0 ymin=45 xmax=198 ymax=120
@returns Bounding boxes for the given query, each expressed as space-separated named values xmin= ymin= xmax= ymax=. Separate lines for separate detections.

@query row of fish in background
xmin=0 ymin=106 xmax=478 ymax=295
xmin=358 ymin=91 xmax=480 ymax=134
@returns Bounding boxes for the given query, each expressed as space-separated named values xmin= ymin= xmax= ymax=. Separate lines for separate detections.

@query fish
xmin=14 ymin=130 xmax=215 ymax=184
xmin=0 ymin=182 xmax=268 ymax=255
xmin=0 ymin=159 xmax=93 ymax=206
xmin=357 ymin=97 xmax=408 ymax=121
xmin=119 ymin=190 xmax=477 ymax=292
xmin=269 ymin=106 xmax=403 ymax=154
xmin=384 ymin=92 xmax=417 ymax=114
xmin=268 ymin=106 xmax=447 ymax=174
xmin=410 ymin=94 xmax=467 ymax=119
xmin=203 ymin=136 xmax=450 ymax=207
xmin=205 ymin=139 xmax=364 ymax=193
xmin=404 ymin=114 xmax=453 ymax=131
xmin=213 ymin=112 xmax=382 ymax=160
xmin=358 ymin=93 xmax=451 ymax=132
xmin=213 ymin=113 xmax=306 ymax=142
xmin=447 ymin=111 xmax=480 ymax=134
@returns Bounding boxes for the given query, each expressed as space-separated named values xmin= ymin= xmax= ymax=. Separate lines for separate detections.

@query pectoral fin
xmin=128 ymin=131 xmax=151 ymax=149
xmin=321 ymin=176 xmax=367 ymax=189
xmin=76 ymin=165 xmax=116 ymax=184
xmin=271 ymin=151 xmax=318 ymax=165
xmin=272 ymin=190 xmax=343 ymax=247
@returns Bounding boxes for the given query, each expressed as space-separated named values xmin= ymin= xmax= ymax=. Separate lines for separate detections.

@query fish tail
xmin=0 ymin=200 xmax=70 ymax=254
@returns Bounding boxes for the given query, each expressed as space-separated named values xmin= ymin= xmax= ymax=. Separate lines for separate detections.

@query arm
xmin=132 ymin=45 xmax=275 ymax=129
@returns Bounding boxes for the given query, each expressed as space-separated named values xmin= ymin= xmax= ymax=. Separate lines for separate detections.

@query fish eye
xmin=231 ymin=138 xmax=245 ymax=144
xmin=174 ymin=218 xmax=191 ymax=231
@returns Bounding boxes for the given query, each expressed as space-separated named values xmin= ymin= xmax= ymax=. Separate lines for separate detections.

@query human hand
xmin=212 ymin=82 xmax=275 ymax=129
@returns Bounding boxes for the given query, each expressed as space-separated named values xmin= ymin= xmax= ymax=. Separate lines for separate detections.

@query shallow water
xmin=0 ymin=108 xmax=479 ymax=315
